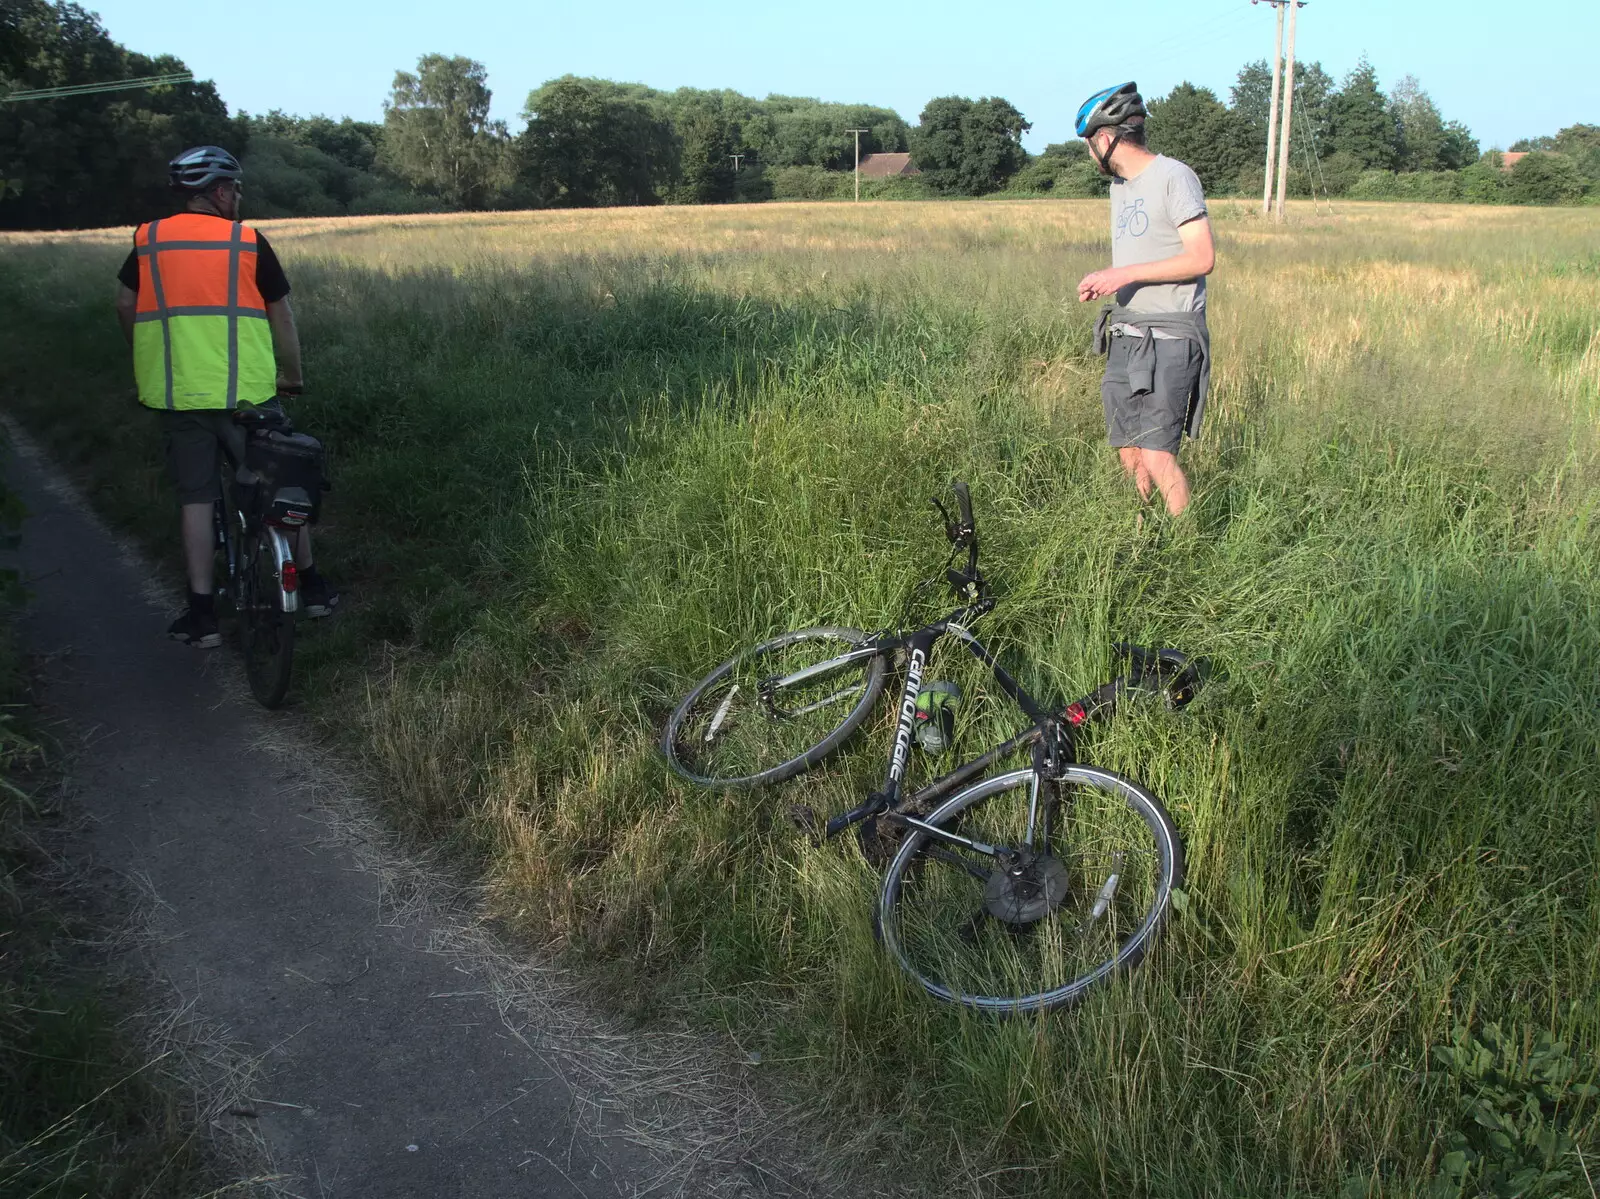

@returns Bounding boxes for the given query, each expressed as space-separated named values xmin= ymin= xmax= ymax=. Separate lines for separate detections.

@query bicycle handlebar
xmin=936 ymin=480 xmax=983 ymax=600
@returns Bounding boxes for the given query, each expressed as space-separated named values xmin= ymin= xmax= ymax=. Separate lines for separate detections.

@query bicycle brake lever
xmin=931 ymin=497 xmax=959 ymax=543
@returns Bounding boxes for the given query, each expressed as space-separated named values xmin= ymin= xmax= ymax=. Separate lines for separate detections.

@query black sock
xmin=300 ymin=565 xmax=321 ymax=587
xmin=189 ymin=590 xmax=215 ymax=616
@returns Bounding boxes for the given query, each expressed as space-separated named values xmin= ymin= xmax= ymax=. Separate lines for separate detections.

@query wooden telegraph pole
xmin=845 ymin=128 xmax=868 ymax=202
xmin=1255 ymin=0 xmax=1287 ymax=216
xmin=1273 ymin=0 xmax=1305 ymax=221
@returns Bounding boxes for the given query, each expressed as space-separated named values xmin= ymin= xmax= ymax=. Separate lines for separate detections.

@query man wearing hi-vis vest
xmin=115 ymin=145 xmax=337 ymax=648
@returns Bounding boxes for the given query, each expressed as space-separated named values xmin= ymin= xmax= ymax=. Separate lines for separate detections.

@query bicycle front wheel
xmin=874 ymin=764 xmax=1183 ymax=1015
xmin=240 ymin=530 xmax=295 ymax=709
xmin=663 ymin=627 xmax=888 ymax=788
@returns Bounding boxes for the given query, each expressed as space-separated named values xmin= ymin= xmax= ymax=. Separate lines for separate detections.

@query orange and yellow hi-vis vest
xmin=132 ymin=213 xmax=277 ymax=410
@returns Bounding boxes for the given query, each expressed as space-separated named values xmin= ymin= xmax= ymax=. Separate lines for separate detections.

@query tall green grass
xmin=1 ymin=199 xmax=1597 ymax=1196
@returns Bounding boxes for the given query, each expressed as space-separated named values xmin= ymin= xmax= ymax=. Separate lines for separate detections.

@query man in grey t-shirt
xmin=1074 ymin=82 xmax=1216 ymax=517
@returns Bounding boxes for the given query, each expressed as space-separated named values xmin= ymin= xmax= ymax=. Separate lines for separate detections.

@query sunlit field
xmin=2 ymin=197 xmax=1598 ymax=1197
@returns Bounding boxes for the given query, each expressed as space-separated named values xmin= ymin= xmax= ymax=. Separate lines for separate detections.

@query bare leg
xmin=295 ymin=526 xmax=313 ymax=570
xmin=1140 ymin=449 xmax=1191 ymax=516
xmin=1118 ymin=447 xmax=1153 ymax=500
xmin=181 ymin=503 xmax=215 ymax=594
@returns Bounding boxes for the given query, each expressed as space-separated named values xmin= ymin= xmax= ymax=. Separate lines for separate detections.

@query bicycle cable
xmin=885 ymin=542 xmax=963 ymax=638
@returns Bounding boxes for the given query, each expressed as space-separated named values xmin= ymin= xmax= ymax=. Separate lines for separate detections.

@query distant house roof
xmin=1500 ymin=151 xmax=1528 ymax=170
xmin=858 ymin=152 xmax=920 ymax=177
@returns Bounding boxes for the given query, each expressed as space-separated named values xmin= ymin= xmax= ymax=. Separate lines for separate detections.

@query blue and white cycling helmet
xmin=1075 ymin=82 xmax=1145 ymax=138
xmin=1076 ymin=83 xmax=1146 ymax=173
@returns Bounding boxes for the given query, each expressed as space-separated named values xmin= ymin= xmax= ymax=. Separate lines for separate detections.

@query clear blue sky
xmin=89 ymin=0 xmax=1596 ymax=154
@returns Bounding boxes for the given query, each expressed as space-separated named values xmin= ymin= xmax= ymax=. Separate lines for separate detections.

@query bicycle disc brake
xmin=983 ymin=849 xmax=1070 ymax=924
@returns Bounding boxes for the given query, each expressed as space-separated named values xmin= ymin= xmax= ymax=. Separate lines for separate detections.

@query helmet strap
xmin=1092 ymin=129 xmax=1127 ymax=177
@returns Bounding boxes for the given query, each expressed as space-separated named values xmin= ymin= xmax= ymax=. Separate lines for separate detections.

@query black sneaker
xmin=168 ymin=608 xmax=221 ymax=648
xmin=300 ymin=572 xmax=340 ymax=619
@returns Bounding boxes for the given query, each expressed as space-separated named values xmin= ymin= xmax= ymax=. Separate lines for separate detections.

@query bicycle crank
xmin=983 ymin=849 xmax=1070 ymax=924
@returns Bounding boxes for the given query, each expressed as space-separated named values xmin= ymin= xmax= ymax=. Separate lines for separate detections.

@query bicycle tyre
xmin=240 ymin=530 xmax=294 ymax=709
xmin=663 ymin=627 xmax=889 ymax=789
xmin=873 ymin=764 xmax=1183 ymax=1015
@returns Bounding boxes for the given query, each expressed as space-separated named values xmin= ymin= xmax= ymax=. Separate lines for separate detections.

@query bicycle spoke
xmin=670 ymin=633 xmax=879 ymax=783
xmin=878 ymin=767 xmax=1180 ymax=1012
xmin=923 ymin=844 xmax=992 ymax=884
xmin=776 ymin=682 xmax=867 ymax=719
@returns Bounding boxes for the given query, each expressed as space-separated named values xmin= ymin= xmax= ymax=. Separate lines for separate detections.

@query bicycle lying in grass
xmin=663 ymin=483 xmax=1207 ymax=1014
xmin=213 ymin=401 xmax=328 ymax=709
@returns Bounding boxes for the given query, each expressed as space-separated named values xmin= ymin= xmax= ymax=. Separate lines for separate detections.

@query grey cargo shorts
xmin=1100 ymin=334 xmax=1201 ymax=455
xmin=157 ymin=399 xmax=283 ymax=506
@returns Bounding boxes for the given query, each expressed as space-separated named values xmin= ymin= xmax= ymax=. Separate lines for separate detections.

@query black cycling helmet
xmin=1075 ymin=82 xmax=1145 ymax=138
xmin=1076 ymin=83 xmax=1146 ymax=175
xmin=168 ymin=145 xmax=243 ymax=193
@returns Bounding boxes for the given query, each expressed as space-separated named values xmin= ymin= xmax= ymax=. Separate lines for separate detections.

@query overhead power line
xmin=1135 ymin=7 xmax=1261 ymax=75
xmin=2 ymin=71 xmax=194 ymax=103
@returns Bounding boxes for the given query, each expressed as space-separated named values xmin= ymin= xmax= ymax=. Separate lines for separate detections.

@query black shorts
xmin=157 ymin=401 xmax=281 ymax=506
xmin=1100 ymin=335 xmax=1201 ymax=455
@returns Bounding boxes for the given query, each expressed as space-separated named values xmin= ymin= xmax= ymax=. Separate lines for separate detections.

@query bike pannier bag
xmin=245 ymin=429 xmax=327 ymax=527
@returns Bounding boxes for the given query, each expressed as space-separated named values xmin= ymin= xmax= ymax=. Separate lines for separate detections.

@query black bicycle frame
xmin=803 ymin=481 xmax=1198 ymax=846
xmin=820 ymin=598 xmax=1075 ymax=841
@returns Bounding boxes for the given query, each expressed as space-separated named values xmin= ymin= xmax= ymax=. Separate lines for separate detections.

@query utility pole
xmin=1254 ymin=0 xmax=1286 ymax=216
xmin=845 ymin=128 xmax=869 ymax=202
xmin=729 ymin=153 xmax=745 ymax=172
xmin=1274 ymin=0 xmax=1305 ymax=222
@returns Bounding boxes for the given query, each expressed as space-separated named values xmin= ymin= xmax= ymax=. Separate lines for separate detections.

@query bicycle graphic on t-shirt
xmin=1116 ymin=198 xmax=1150 ymax=240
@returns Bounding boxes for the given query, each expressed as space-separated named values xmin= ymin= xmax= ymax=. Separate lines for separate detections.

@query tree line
xmin=2 ymin=0 xmax=1595 ymax=230
xmin=1131 ymin=59 xmax=1597 ymax=207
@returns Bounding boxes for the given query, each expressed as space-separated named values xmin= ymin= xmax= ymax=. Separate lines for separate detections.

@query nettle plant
xmin=1428 ymin=1021 xmax=1597 ymax=1198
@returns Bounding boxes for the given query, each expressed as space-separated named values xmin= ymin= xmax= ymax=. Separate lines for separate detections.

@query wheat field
xmin=2 ymin=197 xmax=1598 ymax=1197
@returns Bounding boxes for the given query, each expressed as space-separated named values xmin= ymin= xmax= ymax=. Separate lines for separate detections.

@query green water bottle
xmin=914 ymin=680 xmax=963 ymax=755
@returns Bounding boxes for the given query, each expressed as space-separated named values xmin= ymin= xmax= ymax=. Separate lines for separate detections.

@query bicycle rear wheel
xmin=663 ymin=627 xmax=888 ymax=788
xmin=874 ymin=764 xmax=1183 ymax=1014
xmin=240 ymin=530 xmax=294 ymax=709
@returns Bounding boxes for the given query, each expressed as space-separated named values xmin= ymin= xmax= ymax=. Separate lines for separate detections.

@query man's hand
xmin=1078 ymin=267 xmax=1129 ymax=303
xmin=1080 ymin=218 xmax=1216 ymax=304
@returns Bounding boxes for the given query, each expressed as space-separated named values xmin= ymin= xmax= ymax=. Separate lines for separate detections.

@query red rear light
xmin=281 ymin=561 xmax=299 ymax=593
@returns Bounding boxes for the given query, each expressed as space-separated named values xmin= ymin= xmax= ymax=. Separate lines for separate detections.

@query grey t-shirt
xmin=1110 ymin=155 xmax=1208 ymax=316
